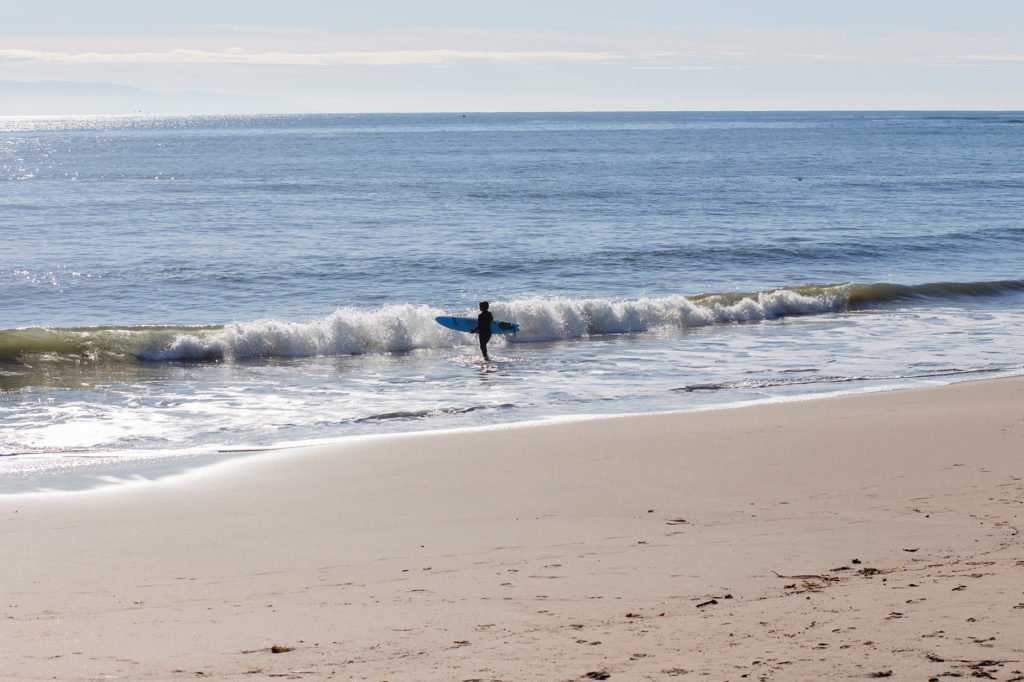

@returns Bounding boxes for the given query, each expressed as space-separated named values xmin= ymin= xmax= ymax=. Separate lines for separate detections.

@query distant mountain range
xmin=0 ymin=81 xmax=300 ymax=115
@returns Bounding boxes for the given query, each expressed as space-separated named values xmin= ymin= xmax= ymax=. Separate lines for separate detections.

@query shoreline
xmin=2 ymin=376 xmax=1023 ymax=680
xmin=6 ymin=369 xmax=1022 ymax=497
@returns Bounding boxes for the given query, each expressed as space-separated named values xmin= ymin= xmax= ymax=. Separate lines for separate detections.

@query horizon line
xmin=3 ymin=107 xmax=1024 ymax=117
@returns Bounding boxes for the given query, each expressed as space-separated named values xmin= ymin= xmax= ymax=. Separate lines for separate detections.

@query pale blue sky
xmin=2 ymin=1 xmax=1023 ymax=112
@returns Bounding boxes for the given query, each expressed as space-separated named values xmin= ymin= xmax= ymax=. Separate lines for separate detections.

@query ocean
xmin=2 ymin=111 xmax=1023 ymax=492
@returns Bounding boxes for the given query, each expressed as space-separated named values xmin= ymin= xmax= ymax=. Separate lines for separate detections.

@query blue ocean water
xmin=2 ymin=111 xmax=1023 ymax=491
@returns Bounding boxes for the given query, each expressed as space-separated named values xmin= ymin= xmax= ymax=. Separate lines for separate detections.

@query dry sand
xmin=2 ymin=377 xmax=1023 ymax=681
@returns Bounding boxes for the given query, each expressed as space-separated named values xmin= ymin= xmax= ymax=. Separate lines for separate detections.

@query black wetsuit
xmin=473 ymin=310 xmax=494 ymax=360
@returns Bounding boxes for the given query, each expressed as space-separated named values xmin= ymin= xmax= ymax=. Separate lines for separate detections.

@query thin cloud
xmin=788 ymin=53 xmax=858 ymax=62
xmin=952 ymin=54 xmax=1024 ymax=62
xmin=619 ymin=49 xmax=746 ymax=71
xmin=0 ymin=47 xmax=622 ymax=66
xmin=629 ymin=65 xmax=724 ymax=72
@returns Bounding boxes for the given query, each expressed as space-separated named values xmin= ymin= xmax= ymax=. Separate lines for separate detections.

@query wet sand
xmin=2 ymin=377 xmax=1023 ymax=680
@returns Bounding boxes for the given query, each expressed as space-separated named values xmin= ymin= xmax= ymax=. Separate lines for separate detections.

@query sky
xmin=2 ymin=0 xmax=1023 ymax=113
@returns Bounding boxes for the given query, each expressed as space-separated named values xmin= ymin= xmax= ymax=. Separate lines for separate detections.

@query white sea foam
xmin=137 ymin=304 xmax=461 ymax=360
xmin=500 ymin=290 xmax=844 ymax=341
xmin=132 ymin=290 xmax=846 ymax=361
xmin=8 ymin=280 xmax=1021 ymax=364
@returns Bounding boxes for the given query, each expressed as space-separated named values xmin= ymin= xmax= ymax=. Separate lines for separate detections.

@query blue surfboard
xmin=435 ymin=316 xmax=519 ymax=335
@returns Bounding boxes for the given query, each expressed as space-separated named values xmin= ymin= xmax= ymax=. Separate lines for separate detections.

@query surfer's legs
xmin=479 ymin=333 xmax=491 ymax=361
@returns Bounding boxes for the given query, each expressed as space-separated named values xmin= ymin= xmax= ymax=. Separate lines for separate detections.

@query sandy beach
xmin=2 ymin=378 xmax=1022 ymax=681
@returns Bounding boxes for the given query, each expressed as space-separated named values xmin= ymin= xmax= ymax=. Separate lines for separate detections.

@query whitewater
xmin=4 ymin=281 xmax=1023 ymax=364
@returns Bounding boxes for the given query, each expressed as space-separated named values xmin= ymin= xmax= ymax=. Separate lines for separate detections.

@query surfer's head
xmin=479 ymin=301 xmax=489 ymax=311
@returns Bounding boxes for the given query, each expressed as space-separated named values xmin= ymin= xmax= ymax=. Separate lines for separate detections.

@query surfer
xmin=470 ymin=301 xmax=493 ymax=362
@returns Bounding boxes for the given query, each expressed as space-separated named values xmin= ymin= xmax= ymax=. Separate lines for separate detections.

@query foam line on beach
xmin=9 ymin=368 xmax=1024 ymax=497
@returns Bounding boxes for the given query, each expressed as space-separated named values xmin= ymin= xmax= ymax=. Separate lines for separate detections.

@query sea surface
xmin=2 ymin=111 xmax=1023 ymax=492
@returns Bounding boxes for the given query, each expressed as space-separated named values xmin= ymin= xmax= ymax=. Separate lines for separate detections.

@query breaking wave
xmin=2 ymin=279 xmax=1021 ymax=366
